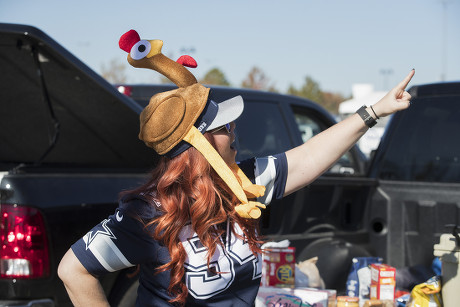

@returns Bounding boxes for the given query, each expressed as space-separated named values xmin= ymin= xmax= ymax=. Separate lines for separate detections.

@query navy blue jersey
xmin=71 ymin=154 xmax=287 ymax=306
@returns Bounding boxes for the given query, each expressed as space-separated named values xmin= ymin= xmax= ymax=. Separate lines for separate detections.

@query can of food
xmin=337 ymin=296 xmax=359 ymax=307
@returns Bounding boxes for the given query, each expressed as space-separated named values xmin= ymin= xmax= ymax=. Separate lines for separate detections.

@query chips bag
xmin=406 ymin=276 xmax=442 ymax=307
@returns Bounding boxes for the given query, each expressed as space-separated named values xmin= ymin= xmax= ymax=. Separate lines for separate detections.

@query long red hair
xmin=122 ymin=133 xmax=262 ymax=304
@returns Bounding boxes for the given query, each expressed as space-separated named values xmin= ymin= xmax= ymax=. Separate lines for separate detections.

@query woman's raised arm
xmin=284 ymin=69 xmax=415 ymax=196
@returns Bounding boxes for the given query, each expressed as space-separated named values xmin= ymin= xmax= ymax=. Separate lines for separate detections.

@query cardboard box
xmin=262 ymin=247 xmax=295 ymax=287
xmin=370 ymin=263 xmax=396 ymax=301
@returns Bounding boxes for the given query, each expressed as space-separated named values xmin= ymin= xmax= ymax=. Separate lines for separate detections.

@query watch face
xmin=366 ymin=117 xmax=377 ymax=127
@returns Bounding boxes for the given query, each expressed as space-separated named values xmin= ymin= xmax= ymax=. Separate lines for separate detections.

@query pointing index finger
xmin=397 ymin=69 xmax=415 ymax=91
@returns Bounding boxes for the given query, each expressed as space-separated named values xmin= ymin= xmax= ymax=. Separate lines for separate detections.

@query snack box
xmin=262 ymin=247 xmax=295 ymax=287
xmin=370 ymin=263 xmax=396 ymax=301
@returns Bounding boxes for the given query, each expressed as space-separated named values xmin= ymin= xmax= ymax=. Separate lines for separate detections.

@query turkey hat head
xmin=119 ymin=29 xmax=266 ymax=219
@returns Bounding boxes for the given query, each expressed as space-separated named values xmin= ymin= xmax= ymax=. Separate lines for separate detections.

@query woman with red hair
xmin=58 ymin=30 xmax=415 ymax=306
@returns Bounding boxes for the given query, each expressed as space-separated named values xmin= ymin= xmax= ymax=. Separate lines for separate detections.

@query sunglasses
xmin=211 ymin=123 xmax=231 ymax=134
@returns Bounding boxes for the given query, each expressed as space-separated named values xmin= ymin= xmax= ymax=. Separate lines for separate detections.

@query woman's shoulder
xmin=119 ymin=192 xmax=163 ymax=221
xmin=238 ymin=153 xmax=287 ymax=180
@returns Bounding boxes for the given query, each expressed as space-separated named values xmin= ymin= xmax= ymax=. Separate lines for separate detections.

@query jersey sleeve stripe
xmin=87 ymin=232 xmax=135 ymax=272
xmin=254 ymin=156 xmax=276 ymax=205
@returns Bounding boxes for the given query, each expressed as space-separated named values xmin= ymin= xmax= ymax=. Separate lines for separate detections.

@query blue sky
xmin=1 ymin=0 xmax=459 ymax=96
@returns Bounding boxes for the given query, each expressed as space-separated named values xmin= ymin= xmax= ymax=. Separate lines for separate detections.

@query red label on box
xmin=370 ymin=263 xmax=396 ymax=300
xmin=262 ymin=247 xmax=295 ymax=287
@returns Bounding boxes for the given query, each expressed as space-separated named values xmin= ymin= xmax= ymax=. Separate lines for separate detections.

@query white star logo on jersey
xmin=83 ymin=219 xmax=117 ymax=250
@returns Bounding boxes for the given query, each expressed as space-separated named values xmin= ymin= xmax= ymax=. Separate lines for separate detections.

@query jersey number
xmin=180 ymin=223 xmax=261 ymax=299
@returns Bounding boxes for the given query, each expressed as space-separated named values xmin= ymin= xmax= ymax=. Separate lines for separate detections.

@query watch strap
xmin=356 ymin=105 xmax=377 ymax=128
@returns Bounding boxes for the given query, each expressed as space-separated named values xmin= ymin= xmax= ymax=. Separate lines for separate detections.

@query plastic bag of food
xmin=346 ymin=257 xmax=383 ymax=305
xmin=406 ymin=276 xmax=442 ymax=307
xmin=295 ymin=256 xmax=325 ymax=289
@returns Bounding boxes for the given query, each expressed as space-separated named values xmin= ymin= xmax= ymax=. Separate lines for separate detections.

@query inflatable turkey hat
xmin=119 ymin=29 xmax=266 ymax=219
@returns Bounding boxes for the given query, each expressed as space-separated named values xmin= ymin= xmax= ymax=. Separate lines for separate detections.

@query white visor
xmin=207 ymin=95 xmax=244 ymax=130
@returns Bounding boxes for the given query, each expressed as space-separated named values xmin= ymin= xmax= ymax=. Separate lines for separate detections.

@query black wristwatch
xmin=356 ymin=105 xmax=377 ymax=128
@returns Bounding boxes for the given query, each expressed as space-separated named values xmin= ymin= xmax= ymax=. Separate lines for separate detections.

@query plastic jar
xmin=337 ymin=296 xmax=359 ymax=307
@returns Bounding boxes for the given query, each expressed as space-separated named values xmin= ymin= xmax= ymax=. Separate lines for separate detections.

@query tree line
xmin=192 ymin=66 xmax=348 ymax=114
xmin=101 ymin=60 xmax=347 ymax=114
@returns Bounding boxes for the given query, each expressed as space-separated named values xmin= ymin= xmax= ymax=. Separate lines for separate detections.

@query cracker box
xmin=262 ymin=247 xmax=295 ymax=287
xmin=370 ymin=263 xmax=396 ymax=301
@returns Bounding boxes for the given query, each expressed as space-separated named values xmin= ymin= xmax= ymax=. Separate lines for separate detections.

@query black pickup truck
xmin=1 ymin=23 xmax=459 ymax=306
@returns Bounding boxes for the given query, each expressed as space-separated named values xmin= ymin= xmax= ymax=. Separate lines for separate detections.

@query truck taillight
xmin=0 ymin=204 xmax=50 ymax=278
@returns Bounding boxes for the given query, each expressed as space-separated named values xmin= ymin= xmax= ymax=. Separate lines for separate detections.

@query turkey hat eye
xmin=130 ymin=40 xmax=151 ymax=60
